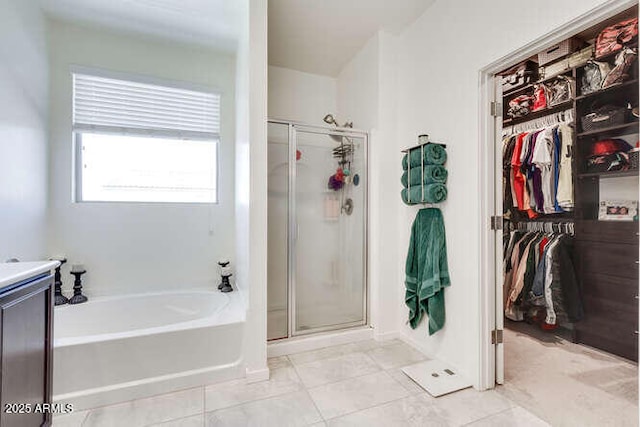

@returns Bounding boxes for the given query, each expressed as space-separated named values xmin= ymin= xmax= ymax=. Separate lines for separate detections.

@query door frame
xmin=476 ymin=0 xmax=637 ymax=390
xmin=267 ymin=119 xmax=370 ymax=339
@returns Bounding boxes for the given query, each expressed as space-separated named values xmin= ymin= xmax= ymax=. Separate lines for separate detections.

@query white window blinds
xmin=73 ymin=73 xmax=220 ymax=139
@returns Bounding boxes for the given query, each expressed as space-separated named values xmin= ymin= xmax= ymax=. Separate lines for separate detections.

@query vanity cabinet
xmin=0 ymin=273 xmax=54 ymax=427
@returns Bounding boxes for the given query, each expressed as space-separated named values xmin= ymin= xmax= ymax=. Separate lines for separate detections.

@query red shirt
xmin=511 ymin=133 xmax=526 ymax=211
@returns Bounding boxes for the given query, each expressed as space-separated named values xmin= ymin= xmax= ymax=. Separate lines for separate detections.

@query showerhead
xmin=323 ymin=113 xmax=338 ymax=126
xmin=324 ymin=113 xmax=353 ymax=141
xmin=324 ymin=113 xmax=353 ymax=129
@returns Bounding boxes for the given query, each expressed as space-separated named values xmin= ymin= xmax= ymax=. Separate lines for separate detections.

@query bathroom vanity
xmin=0 ymin=261 xmax=59 ymax=427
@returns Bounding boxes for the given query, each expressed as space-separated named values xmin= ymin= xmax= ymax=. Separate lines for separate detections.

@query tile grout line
xmin=202 ymin=364 xmax=310 ymax=417
xmin=82 ymin=342 xmax=424 ymax=426
xmin=301 ymin=357 xmax=385 ymax=390
xmin=306 ymin=369 xmax=419 ymax=422
xmin=318 ymin=389 xmax=420 ymax=423
xmin=138 ymin=386 xmax=205 ymax=427
xmin=289 ymin=344 xmax=420 ymax=377
xmin=459 ymin=405 xmax=519 ymax=427
xmin=294 ymin=346 xmax=429 ymax=392
xmin=77 ymin=383 xmax=206 ymax=426
xmin=289 ymin=355 xmax=326 ymax=423
xmin=202 ymin=384 xmax=206 ymax=426
xmin=284 ymin=339 xmax=403 ymax=366
xmin=78 ymin=409 xmax=89 ymax=427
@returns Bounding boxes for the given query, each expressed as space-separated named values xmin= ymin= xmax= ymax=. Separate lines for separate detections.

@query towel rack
xmin=401 ymin=135 xmax=447 ymax=206
xmin=401 ymin=134 xmax=447 ymax=153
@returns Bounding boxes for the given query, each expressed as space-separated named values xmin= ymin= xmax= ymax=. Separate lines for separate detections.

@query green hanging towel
xmin=401 ymin=144 xmax=447 ymax=170
xmin=401 ymin=184 xmax=447 ymax=205
xmin=401 ymin=165 xmax=448 ymax=187
xmin=405 ymin=208 xmax=450 ymax=335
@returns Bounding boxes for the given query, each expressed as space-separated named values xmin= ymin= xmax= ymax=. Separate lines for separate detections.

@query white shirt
xmin=531 ymin=127 xmax=555 ymax=213
xmin=556 ymin=125 xmax=574 ymax=210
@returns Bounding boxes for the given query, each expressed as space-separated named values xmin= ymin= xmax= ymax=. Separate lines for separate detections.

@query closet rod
xmin=513 ymin=220 xmax=574 ymax=234
xmin=504 ymin=108 xmax=574 ymax=135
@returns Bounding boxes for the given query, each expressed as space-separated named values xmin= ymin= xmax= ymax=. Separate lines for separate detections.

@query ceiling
xmin=40 ymin=0 xmax=245 ymax=52
xmin=268 ymin=0 xmax=435 ymax=77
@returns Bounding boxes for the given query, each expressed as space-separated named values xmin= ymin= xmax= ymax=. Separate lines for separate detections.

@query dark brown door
xmin=0 ymin=275 xmax=53 ymax=427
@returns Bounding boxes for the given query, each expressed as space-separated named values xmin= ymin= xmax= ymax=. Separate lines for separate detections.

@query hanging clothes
xmin=503 ymin=123 xmax=574 ymax=217
xmin=405 ymin=208 xmax=450 ymax=335
xmin=556 ymin=124 xmax=574 ymax=211
xmin=503 ymin=227 xmax=583 ymax=328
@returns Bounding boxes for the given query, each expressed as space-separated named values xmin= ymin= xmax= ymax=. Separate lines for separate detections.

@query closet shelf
xmin=576 ymin=121 xmax=639 ymax=138
xmin=503 ymin=100 xmax=574 ymax=126
xmin=502 ymin=70 xmax=574 ymax=98
xmin=575 ymin=79 xmax=639 ymax=101
xmin=578 ymin=170 xmax=638 ymax=179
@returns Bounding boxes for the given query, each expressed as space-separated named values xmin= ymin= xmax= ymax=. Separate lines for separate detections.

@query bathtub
xmin=53 ymin=290 xmax=246 ymax=410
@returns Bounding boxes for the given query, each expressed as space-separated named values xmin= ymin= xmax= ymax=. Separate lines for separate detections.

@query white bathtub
xmin=53 ymin=290 xmax=246 ymax=410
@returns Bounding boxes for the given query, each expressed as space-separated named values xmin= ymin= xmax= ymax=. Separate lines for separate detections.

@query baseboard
xmin=245 ymin=366 xmax=270 ymax=383
xmin=267 ymin=326 xmax=374 ymax=357
xmin=54 ymin=362 xmax=244 ymax=411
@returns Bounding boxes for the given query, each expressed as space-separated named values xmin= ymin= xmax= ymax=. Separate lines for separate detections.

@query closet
xmin=498 ymin=6 xmax=639 ymax=361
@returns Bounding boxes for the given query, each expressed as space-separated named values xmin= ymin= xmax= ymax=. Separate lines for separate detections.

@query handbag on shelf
xmin=546 ymin=76 xmax=574 ymax=106
xmin=595 ymin=17 xmax=638 ymax=59
xmin=602 ymin=47 xmax=637 ymax=89
xmin=580 ymin=60 xmax=612 ymax=95
xmin=532 ymin=84 xmax=547 ymax=112
xmin=507 ymin=94 xmax=535 ymax=119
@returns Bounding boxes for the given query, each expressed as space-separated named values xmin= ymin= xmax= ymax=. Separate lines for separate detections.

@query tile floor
xmin=53 ymin=338 xmax=551 ymax=427
xmin=497 ymin=328 xmax=639 ymax=427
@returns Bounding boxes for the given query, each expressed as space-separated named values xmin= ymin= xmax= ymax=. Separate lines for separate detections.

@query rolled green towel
xmin=401 ymin=165 xmax=448 ymax=187
xmin=401 ymin=144 xmax=447 ymax=170
xmin=401 ymin=184 xmax=447 ymax=205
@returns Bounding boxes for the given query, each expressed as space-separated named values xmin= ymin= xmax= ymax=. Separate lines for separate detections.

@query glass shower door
xmin=267 ymin=122 xmax=289 ymax=340
xmin=292 ymin=126 xmax=367 ymax=334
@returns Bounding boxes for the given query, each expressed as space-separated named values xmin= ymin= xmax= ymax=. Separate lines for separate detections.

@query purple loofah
xmin=328 ymin=174 xmax=344 ymax=191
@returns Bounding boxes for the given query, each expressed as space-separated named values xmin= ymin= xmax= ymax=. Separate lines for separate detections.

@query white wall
xmin=393 ymin=0 xmax=613 ymax=387
xmin=47 ymin=20 xmax=236 ymax=296
xmin=337 ymin=34 xmax=379 ymax=131
xmin=334 ymin=31 xmax=403 ymax=339
xmin=373 ymin=31 xmax=403 ymax=339
xmin=239 ymin=0 xmax=269 ymax=380
xmin=268 ymin=66 xmax=336 ymax=125
xmin=0 ymin=0 xmax=49 ymax=262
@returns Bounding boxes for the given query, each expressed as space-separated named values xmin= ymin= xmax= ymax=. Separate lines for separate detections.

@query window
xmin=73 ymin=71 xmax=220 ymax=203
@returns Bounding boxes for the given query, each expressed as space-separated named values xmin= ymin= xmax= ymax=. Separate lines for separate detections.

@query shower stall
xmin=267 ymin=119 xmax=368 ymax=340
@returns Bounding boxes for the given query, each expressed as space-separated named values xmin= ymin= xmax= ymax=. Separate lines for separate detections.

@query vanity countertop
xmin=0 ymin=261 xmax=60 ymax=290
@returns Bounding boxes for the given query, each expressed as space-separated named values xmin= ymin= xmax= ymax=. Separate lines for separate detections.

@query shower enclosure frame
xmin=268 ymin=119 xmax=370 ymax=339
